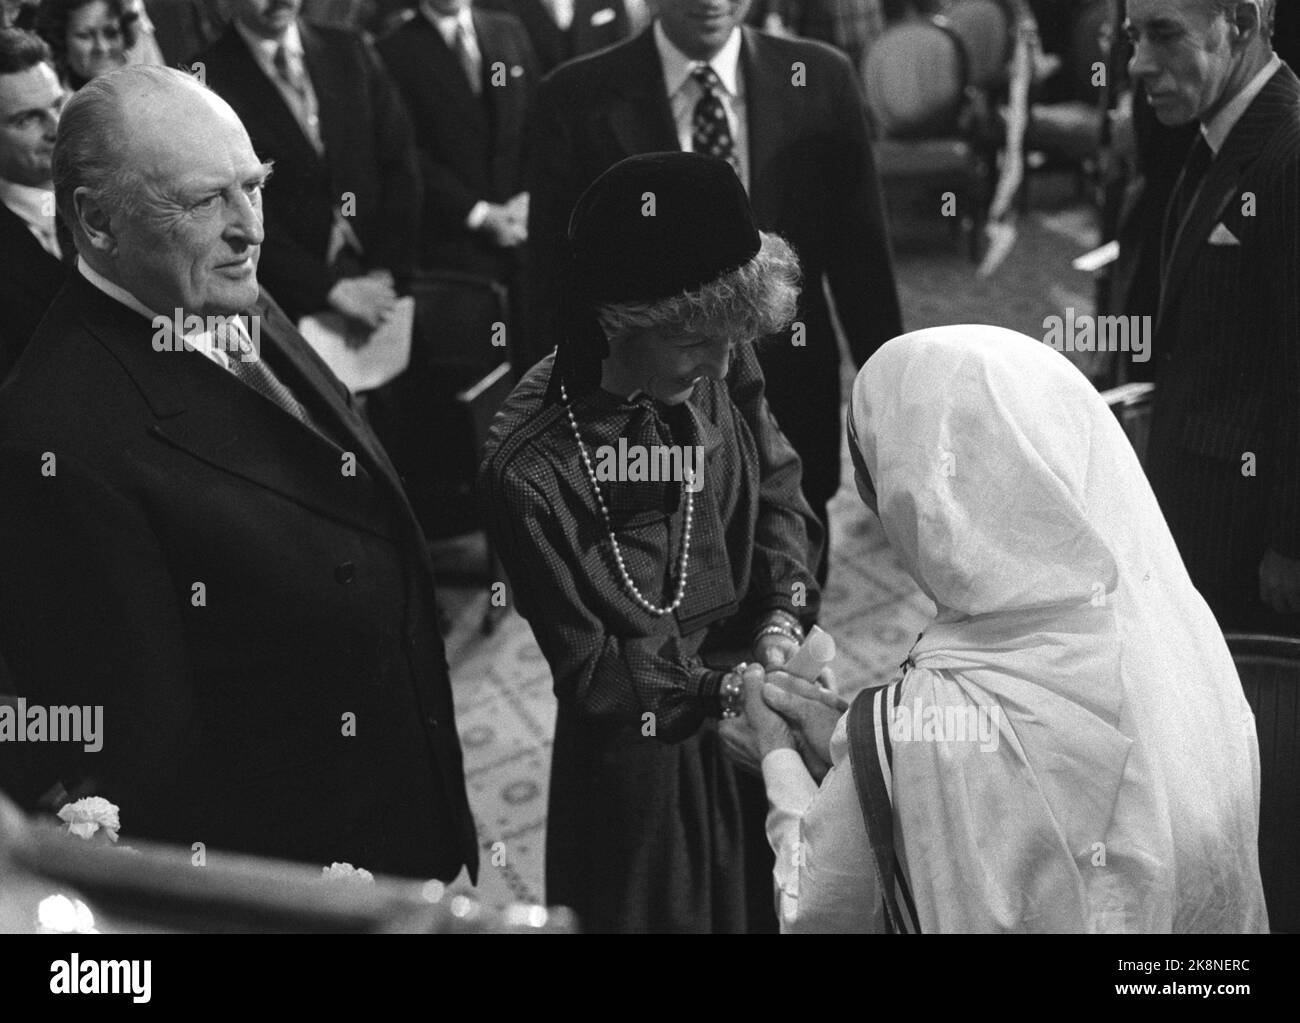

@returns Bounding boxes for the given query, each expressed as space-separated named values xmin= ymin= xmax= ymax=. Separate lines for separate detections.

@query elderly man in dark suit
xmin=1128 ymin=0 xmax=1300 ymax=633
xmin=0 ymin=65 xmax=477 ymax=880
xmin=523 ymin=0 xmax=902 ymax=580
xmin=196 ymin=0 xmax=419 ymax=330
xmin=0 ymin=28 xmax=65 ymax=381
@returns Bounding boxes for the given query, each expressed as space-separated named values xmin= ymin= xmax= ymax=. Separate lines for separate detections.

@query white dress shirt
xmin=654 ymin=20 xmax=749 ymax=191
xmin=761 ymin=712 xmax=884 ymax=933
xmin=1202 ymin=54 xmax=1282 ymax=155
xmin=0 ymin=180 xmax=61 ymax=260
xmin=77 ymin=258 xmax=240 ymax=371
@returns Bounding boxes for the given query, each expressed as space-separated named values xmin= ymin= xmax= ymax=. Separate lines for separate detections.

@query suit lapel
xmin=71 ymin=275 xmax=401 ymax=539
xmin=741 ymin=27 xmax=796 ymax=223
xmin=215 ymin=26 xmax=324 ymax=172
xmin=607 ymin=29 xmax=678 ymax=157
xmin=1159 ymin=65 xmax=1300 ymax=332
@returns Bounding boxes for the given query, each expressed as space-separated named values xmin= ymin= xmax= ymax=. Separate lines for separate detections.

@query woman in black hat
xmin=477 ymin=152 xmax=823 ymax=933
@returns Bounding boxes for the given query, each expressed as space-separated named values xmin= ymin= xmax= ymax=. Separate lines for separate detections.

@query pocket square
xmin=1208 ymin=222 xmax=1240 ymax=246
xmin=591 ymin=7 xmax=616 ymax=26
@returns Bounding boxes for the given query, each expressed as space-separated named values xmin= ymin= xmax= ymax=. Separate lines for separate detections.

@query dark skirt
xmin=545 ymin=707 xmax=777 ymax=934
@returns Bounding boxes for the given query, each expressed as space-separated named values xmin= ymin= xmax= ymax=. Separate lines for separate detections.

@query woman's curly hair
xmin=35 ymin=0 xmax=137 ymax=88
xmin=595 ymin=231 xmax=802 ymax=347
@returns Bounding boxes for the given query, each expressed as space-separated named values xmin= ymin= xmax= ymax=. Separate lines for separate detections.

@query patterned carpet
xmin=438 ymin=172 xmax=1102 ymax=910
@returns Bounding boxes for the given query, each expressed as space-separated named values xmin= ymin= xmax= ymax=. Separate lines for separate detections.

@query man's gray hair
xmin=53 ymin=65 xmax=204 ymax=233
xmin=1205 ymin=0 xmax=1275 ymax=37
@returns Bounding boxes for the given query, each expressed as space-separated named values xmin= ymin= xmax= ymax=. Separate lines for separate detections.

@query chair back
xmin=1100 ymin=381 xmax=1153 ymax=467
xmin=939 ymin=0 xmax=1015 ymax=90
xmin=1225 ymin=632 xmax=1300 ymax=933
xmin=862 ymin=20 xmax=968 ymax=138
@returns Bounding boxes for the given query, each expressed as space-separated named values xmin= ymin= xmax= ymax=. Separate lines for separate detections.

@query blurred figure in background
xmin=479 ymin=0 xmax=649 ymax=75
xmin=35 ymin=0 xmax=136 ymax=88
xmin=0 ymin=26 xmax=64 ymax=381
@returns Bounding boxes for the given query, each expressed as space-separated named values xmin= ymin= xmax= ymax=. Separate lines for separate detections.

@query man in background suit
xmin=1129 ymin=0 xmax=1300 ymax=633
xmin=0 ymin=29 xmax=65 ymax=381
xmin=480 ymin=0 xmax=649 ymax=75
xmin=197 ymin=0 xmax=419 ymax=330
xmin=524 ymin=0 xmax=902 ymax=580
xmin=377 ymin=0 xmax=537 ymax=285
xmin=0 ymin=66 xmax=477 ymax=880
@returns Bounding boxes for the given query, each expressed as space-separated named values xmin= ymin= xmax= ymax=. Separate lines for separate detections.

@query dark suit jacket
xmin=377 ymin=8 xmax=538 ymax=276
xmin=479 ymin=0 xmax=633 ymax=75
xmin=524 ymin=26 xmax=902 ymax=508
xmin=0 ymin=273 xmax=478 ymax=880
xmin=0 ymin=201 xmax=65 ymax=383
xmin=197 ymin=22 xmax=421 ymax=323
xmin=1146 ymin=62 xmax=1300 ymax=630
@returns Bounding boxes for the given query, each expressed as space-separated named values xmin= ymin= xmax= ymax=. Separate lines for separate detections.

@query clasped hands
xmin=719 ymin=636 xmax=847 ymax=783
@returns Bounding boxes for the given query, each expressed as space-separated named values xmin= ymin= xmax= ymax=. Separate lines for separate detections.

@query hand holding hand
xmin=761 ymin=670 xmax=847 ymax=781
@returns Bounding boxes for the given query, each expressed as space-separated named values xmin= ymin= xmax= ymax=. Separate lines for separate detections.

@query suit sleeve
xmin=824 ymin=53 xmax=903 ymax=366
xmin=0 ymin=446 xmax=195 ymax=834
xmin=1265 ymin=153 xmax=1300 ymax=557
xmin=726 ymin=342 xmax=823 ymax=626
xmin=523 ymin=74 xmax=579 ymax=369
xmin=363 ymin=36 xmax=422 ymax=283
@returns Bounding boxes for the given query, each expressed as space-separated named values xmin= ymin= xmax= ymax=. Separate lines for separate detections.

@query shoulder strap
xmin=846 ymin=681 xmax=920 ymax=933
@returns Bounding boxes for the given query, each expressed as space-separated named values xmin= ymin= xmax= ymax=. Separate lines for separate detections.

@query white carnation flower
xmin=57 ymin=797 xmax=121 ymax=843
xmin=322 ymin=862 xmax=375 ymax=884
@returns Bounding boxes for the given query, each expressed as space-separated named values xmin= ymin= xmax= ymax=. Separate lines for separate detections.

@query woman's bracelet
xmin=719 ymin=663 xmax=747 ymax=719
xmin=753 ymin=610 xmax=804 ymax=647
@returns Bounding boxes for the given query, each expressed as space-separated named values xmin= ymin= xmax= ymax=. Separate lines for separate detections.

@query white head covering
xmin=849 ymin=325 xmax=1267 ymax=932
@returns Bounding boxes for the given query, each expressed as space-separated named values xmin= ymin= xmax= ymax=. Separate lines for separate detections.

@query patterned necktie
xmin=1162 ymin=134 xmax=1214 ymax=270
xmin=453 ymin=21 xmax=482 ymax=96
xmin=272 ymin=43 xmax=322 ymax=152
xmin=691 ymin=65 xmax=737 ymax=173
xmin=219 ymin=320 xmax=319 ymax=431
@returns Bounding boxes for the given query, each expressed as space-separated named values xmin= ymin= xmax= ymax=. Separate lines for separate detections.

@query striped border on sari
xmin=846 ymin=679 xmax=921 ymax=934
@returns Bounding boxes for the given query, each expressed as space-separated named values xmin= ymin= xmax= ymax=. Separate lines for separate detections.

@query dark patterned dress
xmin=478 ymin=342 xmax=821 ymax=932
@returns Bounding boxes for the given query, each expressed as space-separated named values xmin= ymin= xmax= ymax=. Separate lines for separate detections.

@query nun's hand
xmin=741 ymin=663 xmax=797 ymax=758
xmin=761 ymin=672 xmax=846 ymax=781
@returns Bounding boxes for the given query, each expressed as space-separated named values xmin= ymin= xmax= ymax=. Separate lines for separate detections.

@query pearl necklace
xmin=560 ymin=379 xmax=693 ymax=616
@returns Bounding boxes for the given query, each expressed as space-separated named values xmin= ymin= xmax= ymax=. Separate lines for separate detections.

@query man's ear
xmin=72 ymin=186 xmax=117 ymax=255
xmin=1230 ymin=0 xmax=1262 ymax=46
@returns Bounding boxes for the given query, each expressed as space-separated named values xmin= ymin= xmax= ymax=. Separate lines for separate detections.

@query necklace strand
xmin=560 ymin=380 xmax=693 ymax=616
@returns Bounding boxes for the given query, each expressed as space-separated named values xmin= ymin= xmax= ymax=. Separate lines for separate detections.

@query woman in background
xmin=745 ymin=325 xmax=1268 ymax=933
xmin=35 ymin=0 xmax=136 ymax=88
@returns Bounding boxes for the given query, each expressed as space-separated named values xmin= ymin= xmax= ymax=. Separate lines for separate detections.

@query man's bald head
xmin=53 ymin=64 xmax=273 ymax=317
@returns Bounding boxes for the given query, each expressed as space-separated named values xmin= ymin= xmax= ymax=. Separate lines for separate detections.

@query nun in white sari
xmin=750 ymin=325 xmax=1269 ymax=933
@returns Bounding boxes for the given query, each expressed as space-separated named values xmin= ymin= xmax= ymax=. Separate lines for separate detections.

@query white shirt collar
xmin=1202 ymin=54 xmax=1281 ymax=155
xmin=421 ymin=1 xmax=474 ymax=45
xmin=0 ymin=180 xmax=55 ymax=231
xmin=77 ymin=257 xmax=234 ymax=369
xmin=654 ymin=20 xmax=742 ymax=98
xmin=234 ymin=19 xmax=304 ymax=65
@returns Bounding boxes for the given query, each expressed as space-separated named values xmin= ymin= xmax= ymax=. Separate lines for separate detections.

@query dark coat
xmin=0 ymin=201 xmax=65 ymax=383
xmin=376 ymin=7 xmax=538 ymax=277
xmin=197 ymin=22 xmax=421 ymax=322
xmin=1145 ymin=63 xmax=1300 ymax=632
xmin=0 ymin=272 xmax=478 ymax=880
xmin=523 ymin=26 xmax=902 ymax=512
xmin=479 ymin=0 xmax=635 ymax=75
